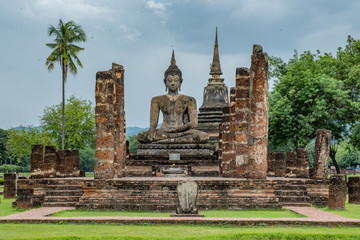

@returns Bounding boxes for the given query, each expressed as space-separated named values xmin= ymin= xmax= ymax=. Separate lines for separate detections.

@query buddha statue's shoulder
xmin=179 ymin=94 xmax=196 ymax=104
xmin=151 ymin=94 xmax=168 ymax=102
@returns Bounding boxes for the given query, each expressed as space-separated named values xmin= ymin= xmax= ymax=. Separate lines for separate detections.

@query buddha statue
xmin=137 ymin=51 xmax=209 ymax=144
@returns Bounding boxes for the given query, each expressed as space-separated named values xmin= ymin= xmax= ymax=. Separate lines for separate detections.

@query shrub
xmin=0 ymin=164 xmax=23 ymax=173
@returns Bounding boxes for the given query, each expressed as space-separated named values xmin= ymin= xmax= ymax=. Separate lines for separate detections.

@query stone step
xmin=278 ymin=196 xmax=309 ymax=203
xmin=274 ymin=190 xmax=307 ymax=196
xmin=280 ymin=202 xmax=311 ymax=207
xmin=275 ymin=185 xmax=307 ymax=191
xmin=45 ymin=190 xmax=84 ymax=196
xmin=45 ymin=196 xmax=81 ymax=202
xmin=43 ymin=202 xmax=79 ymax=207
xmin=198 ymin=119 xmax=223 ymax=123
xmin=47 ymin=185 xmax=83 ymax=190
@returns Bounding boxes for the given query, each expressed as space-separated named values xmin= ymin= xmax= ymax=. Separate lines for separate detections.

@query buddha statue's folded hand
xmin=147 ymin=128 xmax=156 ymax=141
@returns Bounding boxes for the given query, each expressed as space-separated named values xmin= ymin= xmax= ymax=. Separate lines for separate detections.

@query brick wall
xmin=30 ymin=145 xmax=79 ymax=178
xmin=4 ymin=173 xmax=17 ymax=199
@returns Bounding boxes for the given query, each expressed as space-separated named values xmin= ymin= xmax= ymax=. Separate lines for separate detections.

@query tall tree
xmin=45 ymin=19 xmax=86 ymax=150
xmin=40 ymin=95 xmax=95 ymax=150
xmin=269 ymin=37 xmax=360 ymax=173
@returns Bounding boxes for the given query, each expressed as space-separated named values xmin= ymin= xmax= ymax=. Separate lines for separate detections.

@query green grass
xmin=85 ymin=172 xmax=94 ymax=177
xmin=0 ymin=224 xmax=360 ymax=239
xmin=51 ymin=208 xmax=303 ymax=218
xmin=0 ymin=197 xmax=25 ymax=217
xmin=323 ymin=201 xmax=360 ymax=219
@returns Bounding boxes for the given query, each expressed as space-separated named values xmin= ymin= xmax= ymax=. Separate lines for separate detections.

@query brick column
xmin=233 ymin=68 xmax=251 ymax=177
xmin=4 ymin=173 xmax=17 ymax=199
xmin=348 ymin=176 xmax=360 ymax=204
xmin=94 ymin=63 xmax=126 ymax=179
xmin=113 ymin=63 xmax=126 ymax=178
xmin=313 ymin=129 xmax=332 ymax=179
xmin=43 ymin=146 xmax=57 ymax=178
xmin=30 ymin=144 xmax=44 ymax=178
xmin=328 ymin=174 xmax=346 ymax=209
xmin=248 ymin=44 xmax=268 ymax=179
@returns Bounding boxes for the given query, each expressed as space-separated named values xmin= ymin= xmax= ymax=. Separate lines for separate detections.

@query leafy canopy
xmin=45 ymin=19 xmax=86 ymax=79
xmin=269 ymin=36 xmax=360 ymax=150
xmin=40 ymin=95 xmax=95 ymax=150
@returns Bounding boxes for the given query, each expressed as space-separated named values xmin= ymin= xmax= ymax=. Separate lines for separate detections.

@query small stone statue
xmin=137 ymin=51 xmax=209 ymax=144
xmin=176 ymin=180 xmax=199 ymax=214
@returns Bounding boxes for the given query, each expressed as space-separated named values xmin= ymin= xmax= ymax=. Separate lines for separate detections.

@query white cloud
xmin=146 ymin=0 xmax=167 ymax=17
xmin=22 ymin=0 xmax=114 ymax=21
xmin=119 ymin=24 xmax=142 ymax=41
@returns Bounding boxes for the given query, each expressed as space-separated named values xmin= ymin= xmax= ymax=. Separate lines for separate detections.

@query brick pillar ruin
xmin=312 ymin=129 xmax=331 ymax=179
xmin=94 ymin=63 xmax=126 ymax=179
xmin=30 ymin=144 xmax=44 ymax=178
xmin=328 ymin=174 xmax=347 ymax=209
xmin=348 ymin=176 xmax=360 ymax=204
xmin=221 ymin=45 xmax=268 ymax=179
xmin=4 ymin=173 xmax=17 ymax=199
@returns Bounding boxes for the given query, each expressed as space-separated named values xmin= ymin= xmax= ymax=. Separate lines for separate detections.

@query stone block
xmin=4 ymin=173 xmax=17 ymax=199
xmin=348 ymin=176 xmax=360 ymax=204
xmin=176 ymin=180 xmax=199 ymax=214
xmin=16 ymin=188 xmax=34 ymax=209
xmin=328 ymin=174 xmax=346 ymax=209
xmin=313 ymin=129 xmax=331 ymax=179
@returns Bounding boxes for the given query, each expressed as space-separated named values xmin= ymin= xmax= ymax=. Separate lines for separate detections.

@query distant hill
xmin=126 ymin=127 xmax=147 ymax=137
xmin=12 ymin=125 xmax=156 ymax=138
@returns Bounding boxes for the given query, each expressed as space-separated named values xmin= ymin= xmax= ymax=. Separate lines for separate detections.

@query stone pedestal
xmin=313 ymin=129 xmax=332 ymax=179
xmin=328 ymin=174 xmax=346 ymax=209
xmin=348 ymin=176 xmax=360 ymax=204
xmin=4 ymin=173 xmax=17 ymax=199
xmin=137 ymin=143 xmax=214 ymax=158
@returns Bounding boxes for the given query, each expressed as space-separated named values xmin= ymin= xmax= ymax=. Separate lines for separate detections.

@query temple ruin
xmin=15 ymin=30 xmax=335 ymax=211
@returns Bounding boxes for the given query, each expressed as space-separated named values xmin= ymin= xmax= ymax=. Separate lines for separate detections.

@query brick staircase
xmin=274 ymin=180 xmax=310 ymax=207
xmin=43 ymin=179 xmax=83 ymax=207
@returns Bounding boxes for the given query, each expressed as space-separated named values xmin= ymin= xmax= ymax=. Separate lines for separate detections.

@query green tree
xmin=0 ymin=129 xmax=8 ymax=165
xmin=40 ymin=95 xmax=95 ymax=150
xmin=269 ymin=37 xmax=360 ymax=173
xmin=46 ymin=19 xmax=87 ymax=150
xmin=6 ymin=126 xmax=54 ymax=171
xmin=79 ymin=148 xmax=94 ymax=172
xmin=127 ymin=135 xmax=139 ymax=154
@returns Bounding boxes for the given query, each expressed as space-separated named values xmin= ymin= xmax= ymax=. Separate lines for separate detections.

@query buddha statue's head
xmin=164 ymin=50 xmax=183 ymax=91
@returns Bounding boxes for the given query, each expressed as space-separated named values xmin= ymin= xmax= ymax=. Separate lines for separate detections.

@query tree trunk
xmin=61 ymin=59 xmax=66 ymax=150
xmin=330 ymin=145 xmax=340 ymax=174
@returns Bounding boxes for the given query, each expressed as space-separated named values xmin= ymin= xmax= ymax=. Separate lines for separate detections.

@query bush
xmin=0 ymin=164 xmax=23 ymax=173
xmin=79 ymin=148 xmax=95 ymax=172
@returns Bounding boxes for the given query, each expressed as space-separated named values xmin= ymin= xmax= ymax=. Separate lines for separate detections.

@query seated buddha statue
xmin=137 ymin=51 xmax=209 ymax=144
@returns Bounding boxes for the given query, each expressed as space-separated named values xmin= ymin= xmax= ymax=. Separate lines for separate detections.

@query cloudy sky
xmin=1 ymin=0 xmax=360 ymax=129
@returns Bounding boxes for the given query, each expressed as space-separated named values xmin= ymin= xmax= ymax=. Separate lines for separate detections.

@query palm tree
xmin=45 ymin=19 xmax=86 ymax=150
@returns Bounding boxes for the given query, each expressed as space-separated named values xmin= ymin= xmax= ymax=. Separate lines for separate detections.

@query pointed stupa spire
xmin=171 ymin=49 xmax=176 ymax=65
xmin=210 ymin=27 xmax=223 ymax=78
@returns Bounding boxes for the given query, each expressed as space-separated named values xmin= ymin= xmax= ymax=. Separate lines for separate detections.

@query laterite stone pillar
xmin=328 ymin=174 xmax=346 ymax=209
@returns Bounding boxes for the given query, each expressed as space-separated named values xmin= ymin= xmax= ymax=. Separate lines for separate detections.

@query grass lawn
xmin=323 ymin=200 xmax=360 ymax=219
xmin=1 ymin=224 xmax=360 ymax=239
xmin=52 ymin=208 xmax=303 ymax=218
xmin=0 ymin=197 xmax=25 ymax=217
